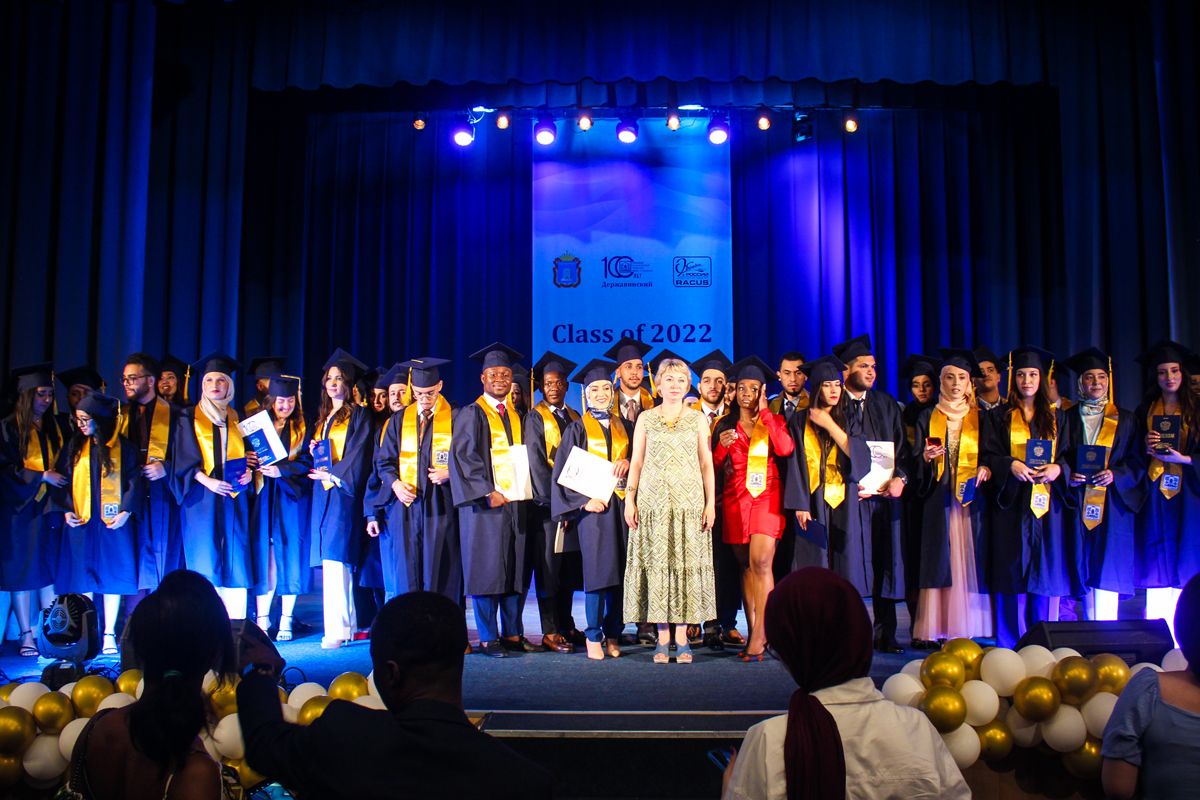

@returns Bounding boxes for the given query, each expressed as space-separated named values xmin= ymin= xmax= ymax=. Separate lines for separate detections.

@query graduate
xmin=364 ymin=363 xmax=408 ymax=546
xmin=0 ymin=364 xmax=68 ymax=657
xmin=172 ymin=353 xmax=254 ymax=619
xmin=308 ymin=348 xmax=374 ymax=649
xmin=1189 ymin=353 xmax=1200 ymax=398
xmin=768 ymin=352 xmax=810 ymax=420
xmin=510 ymin=364 xmax=531 ymax=420
xmin=54 ymin=390 xmax=141 ymax=654
xmin=524 ymin=351 xmax=584 ymax=654
xmin=911 ymin=350 xmax=993 ymax=645
xmin=980 ymin=346 xmax=1079 ymax=647
xmin=605 ymin=336 xmax=655 ymax=424
xmin=353 ymin=364 xmax=388 ymax=630
xmin=690 ymin=349 xmax=732 ymax=428
xmin=973 ymin=347 xmax=1006 ymax=411
xmin=831 ymin=334 xmax=910 ymax=654
xmin=58 ymin=366 xmax=106 ymax=413
xmin=374 ymin=358 xmax=462 ymax=606
xmin=243 ymin=357 xmax=286 ymax=418
xmin=248 ymin=375 xmax=312 ymax=641
xmin=119 ymin=353 xmax=181 ymax=593
xmin=1132 ymin=340 xmax=1200 ymax=642
xmin=449 ymin=342 xmax=533 ymax=658
xmin=900 ymin=353 xmax=939 ymax=641
xmin=551 ymin=358 xmax=633 ymax=660
xmin=1059 ymin=348 xmax=1144 ymax=621
xmin=157 ymin=354 xmax=189 ymax=407
xmin=370 ymin=366 xmax=390 ymax=419
xmin=711 ymin=356 xmax=796 ymax=661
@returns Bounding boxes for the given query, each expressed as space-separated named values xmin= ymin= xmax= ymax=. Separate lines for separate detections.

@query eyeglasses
xmin=121 ymin=374 xmax=151 ymax=384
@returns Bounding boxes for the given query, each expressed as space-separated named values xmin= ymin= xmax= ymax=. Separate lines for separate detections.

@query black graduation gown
xmin=0 ymin=415 xmax=66 ymax=590
xmin=901 ymin=400 xmax=935 ymax=591
xmin=782 ymin=409 xmax=874 ymax=595
xmin=980 ymin=406 xmax=1081 ymax=597
xmin=249 ymin=419 xmax=313 ymax=596
xmin=355 ymin=417 xmax=387 ymax=590
xmin=1130 ymin=403 xmax=1200 ymax=589
xmin=912 ymin=406 xmax=990 ymax=590
xmin=1061 ymin=406 xmax=1143 ymax=594
xmin=309 ymin=405 xmax=373 ymax=567
xmin=448 ymin=401 xmax=528 ymax=597
xmin=525 ymin=406 xmax=581 ymax=598
xmin=173 ymin=407 xmax=252 ymax=588
xmin=375 ymin=406 xmax=462 ymax=601
xmin=123 ymin=398 xmax=182 ymax=591
xmin=550 ymin=418 xmax=630 ymax=592
xmin=52 ymin=435 xmax=143 ymax=594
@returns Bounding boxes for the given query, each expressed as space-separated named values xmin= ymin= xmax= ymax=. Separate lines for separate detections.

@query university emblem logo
xmin=553 ymin=254 xmax=582 ymax=288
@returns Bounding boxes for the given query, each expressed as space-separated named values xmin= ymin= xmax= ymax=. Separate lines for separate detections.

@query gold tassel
xmin=1108 ymin=356 xmax=1114 ymax=404
xmin=183 ymin=365 xmax=191 ymax=405
xmin=647 ymin=366 xmax=657 ymax=398
xmin=1006 ymin=353 xmax=1013 ymax=398
xmin=402 ymin=367 xmax=413 ymax=407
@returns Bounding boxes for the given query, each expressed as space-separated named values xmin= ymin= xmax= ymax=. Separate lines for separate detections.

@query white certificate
xmin=857 ymin=440 xmax=896 ymax=495
xmin=237 ymin=410 xmax=288 ymax=468
xmin=494 ymin=444 xmax=533 ymax=502
xmin=556 ymin=446 xmax=619 ymax=502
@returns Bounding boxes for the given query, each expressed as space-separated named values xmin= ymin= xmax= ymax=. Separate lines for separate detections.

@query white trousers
xmin=1146 ymin=587 xmax=1182 ymax=645
xmin=217 ymin=587 xmax=248 ymax=620
xmin=322 ymin=560 xmax=357 ymax=644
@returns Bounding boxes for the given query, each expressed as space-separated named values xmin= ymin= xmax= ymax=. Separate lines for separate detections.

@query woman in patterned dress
xmin=623 ymin=358 xmax=717 ymax=663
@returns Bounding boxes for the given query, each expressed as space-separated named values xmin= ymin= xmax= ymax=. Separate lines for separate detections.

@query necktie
xmin=849 ymin=398 xmax=864 ymax=432
xmin=554 ymin=407 xmax=568 ymax=427
xmin=708 ymin=411 xmax=717 ymax=423
xmin=418 ymin=410 xmax=431 ymax=442
xmin=496 ymin=402 xmax=506 ymax=418
xmin=784 ymin=400 xmax=795 ymax=417
xmin=625 ymin=398 xmax=639 ymax=421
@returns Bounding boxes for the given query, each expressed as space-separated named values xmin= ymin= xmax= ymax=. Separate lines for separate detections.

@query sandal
xmin=18 ymin=629 xmax=38 ymax=658
xmin=102 ymin=632 xmax=119 ymax=656
xmin=675 ymin=643 xmax=694 ymax=664
xmin=275 ymin=615 xmax=293 ymax=642
xmin=739 ymin=649 xmax=766 ymax=662
xmin=652 ymin=642 xmax=670 ymax=664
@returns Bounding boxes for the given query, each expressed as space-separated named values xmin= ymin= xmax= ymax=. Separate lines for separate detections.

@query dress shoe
xmin=874 ymin=635 xmax=905 ymax=654
xmin=618 ymin=632 xmax=640 ymax=646
xmin=703 ymin=629 xmax=724 ymax=650
xmin=911 ymin=638 xmax=940 ymax=651
xmin=480 ymin=640 xmax=507 ymax=658
xmin=604 ymin=638 xmax=621 ymax=659
xmin=685 ymin=624 xmax=704 ymax=645
xmin=502 ymin=635 xmax=538 ymax=653
xmin=541 ymin=633 xmax=575 ymax=654
xmin=565 ymin=628 xmax=587 ymax=647
xmin=721 ymin=628 xmax=746 ymax=648
xmin=636 ymin=623 xmax=657 ymax=645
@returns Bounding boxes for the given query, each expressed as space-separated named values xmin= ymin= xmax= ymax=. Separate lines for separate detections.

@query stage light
xmin=756 ymin=107 xmax=772 ymax=130
xmin=844 ymin=115 xmax=859 ymax=133
xmin=577 ymin=108 xmax=593 ymax=131
xmin=534 ymin=115 xmax=557 ymax=146
xmin=666 ymin=108 xmax=681 ymax=131
xmin=616 ymin=117 xmax=639 ymax=144
xmin=495 ymin=108 xmax=511 ymax=130
xmin=412 ymin=112 xmax=427 ymax=131
xmin=451 ymin=121 xmax=474 ymax=147
xmin=707 ymin=114 xmax=729 ymax=145
xmin=792 ymin=112 xmax=813 ymax=143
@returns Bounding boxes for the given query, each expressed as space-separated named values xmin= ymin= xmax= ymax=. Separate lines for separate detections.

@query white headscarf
xmin=198 ymin=372 xmax=235 ymax=427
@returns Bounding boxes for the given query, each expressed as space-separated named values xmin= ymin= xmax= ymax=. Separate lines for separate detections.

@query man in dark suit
xmin=238 ymin=591 xmax=555 ymax=799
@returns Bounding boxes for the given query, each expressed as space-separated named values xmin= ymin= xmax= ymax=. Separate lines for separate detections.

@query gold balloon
xmin=920 ymin=652 xmax=967 ymax=690
xmin=1012 ymin=676 xmax=1061 ymax=722
xmin=1092 ymin=653 xmax=1131 ymax=695
xmin=115 ymin=669 xmax=143 ymax=697
xmin=297 ymin=695 xmax=333 ymax=726
xmin=71 ymin=675 xmax=115 ymax=718
xmin=0 ymin=684 xmax=17 ymax=703
xmin=278 ymin=686 xmax=289 ymax=705
xmin=1062 ymin=735 xmax=1103 ymax=780
xmin=328 ymin=672 xmax=370 ymax=701
xmin=919 ymin=686 xmax=967 ymax=733
xmin=223 ymin=757 xmax=267 ymax=789
xmin=976 ymin=719 xmax=1015 ymax=762
xmin=0 ymin=753 xmax=22 ymax=788
xmin=31 ymin=691 xmax=75 ymax=734
xmin=1052 ymin=655 xmax=1100 ymax=706
xmin=209 ymin=682 xmax=239 ymax=719
xmin=0 ymin=707 xmax=36 ymax=755
xmin=943 ymin=638 xmax=985 ymax=681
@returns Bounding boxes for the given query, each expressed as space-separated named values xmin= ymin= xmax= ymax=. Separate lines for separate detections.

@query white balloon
xmin=1131 ymin=662 xmax=1164 ymax=675
xmin=58 ymin=682 xmax=76 ymax=698
xmin=58 ymin=718 xmax=90 ymax=762
xmin=97 ymin=692 xmax=135 ymax=712
xmin=288 ymin=682 xmax=326 ymax=709
xmin=353 ymin=693 xmax=386 ymax=710
xmin=9 ymin=682 xmax=50 ymax=711
xmin=200 ymin=731 xmax=221 ymax=761
xmin=212 ymin=713 xmax=244 ymax=760
xmin=281 ymin=702 xmax=300 ymax=724
xmin=368 ymin=670 xmax=378 ymax=697
xmin=22 ymin=734 xmax=68 ymax=781
xmin=981 ymin=648 xmax=1027 ymax=696
xmin=882 ymin=673 xmax=925 ymax=707
xmin=1006 ymin=706 xmax=1043 ymax=748
xmin=941 ymin=723 xmax=982 ymax=770
xmin=135 ymin=678 xmax=144 ymax=699
xmin=995 ymin=697 xmax=1011 ymax=722
xmin=1162 ymin=648 xmax=1189 ymax=672
xmin=901 ymin=659 xmax=925 ymax=680
xmin=0 ymin=697 xmax=8 ymax=710
xmin=1081 ymin=692 xmax=1119 ymax=739
xmin=1051 ymin=647 xmax=1082 ymax=661
xmin=1041 ymin=704 xmax=1087 ymax=753
xmin=201 ymin=670 xmax=218 ymax=693
xmin=1018 ymin=645 xmax=1057 ymax=679
xmin=961 ymin=680 xmax=1000 ymax=727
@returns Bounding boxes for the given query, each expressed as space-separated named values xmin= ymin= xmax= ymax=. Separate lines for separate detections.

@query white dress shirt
xmin=722 ymin=677 xmax=970 ymax=800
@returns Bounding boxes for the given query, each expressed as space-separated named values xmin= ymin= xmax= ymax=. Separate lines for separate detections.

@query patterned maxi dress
xmin=623 ymin=407 xmax=717 ymax=624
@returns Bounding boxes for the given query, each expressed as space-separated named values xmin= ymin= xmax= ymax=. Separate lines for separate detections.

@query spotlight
xmin=451 ymin=121 xmax=474 ymax=147
xmin=756 ymin=107 xmax=772 ymax=130
xmin=534 ymin=115 xmax=557 ymax=146
xmin=844 ymin=115 xmax=858 ymax=133
xmin=792 ymin=112 xmax=813 ymax=143
xmin=577 ymin=108 xmax=593 ymax=131
xmin=413 ymin=112 xmax=427 ymax=131
xmin=495 ymin=108 xmax=511 ymax=130
xmin=666 ymin=108 xmax=681 ymax=131
xmin=707 ymin=114 xmax=729 ymax=145
xmin=616 ymin=117 xmax=639 ymax=144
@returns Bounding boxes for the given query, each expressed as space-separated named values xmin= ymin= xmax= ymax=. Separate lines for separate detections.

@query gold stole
xmin=1009 ymin=408 xmax=1056 ymax=518
xmin=804 ymin=419 xmax=845 ymax=508
xmin=315 ymin=412 xmax=350 ymax=491
xmin=929 ymin=408 xmax=980 ymax=505
xmin=193 ymin=407 xmax=246 ymax=498
xmin=1081 ymin=405 xmax=1119 ymax=528
xmin=583 ymin=413 xmax=630 ymax=499
xmin=688 ymin=400 xmax=728 ymax=433
xmin=378 ymin=416 xmax=391 ymax=447
xmin=120 ymin=399 xmax=171 ymax=461
xmin=1146 ymin=399 xmax=1184 ymax=500
xmin=244 ymin=398 xmax=264 ymax=417
xmin=745 ymin=417 xmax=771 ymax=498
xmin=475 ymin=396 xmax=523 ymax=492
xmin=72 ymin=438 xmax=123 ymax=524
xmin=23 ymin=423 xmax=59 ymax=502
xmin=534 ymin=402 xmax=580 ymax=466
xmin=397 ymin=396 xmax=452 ymax=506
xmin=769 ymin=392 xmax=809 ymax=415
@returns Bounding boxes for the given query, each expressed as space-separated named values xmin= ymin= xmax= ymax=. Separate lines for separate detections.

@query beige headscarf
xmin=198 ymin=372 xmax=235 ymax=427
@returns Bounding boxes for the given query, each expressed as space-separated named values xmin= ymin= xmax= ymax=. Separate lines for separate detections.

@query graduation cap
xmin=832 ymin=334 xmax=873 ymax=364
xmin=158 ymin=354 xmax=188 ymax=377
xmin=1135 ymin=339 xmax=1195 ymax=370
xmin=469 ymin=342 xmax=523 ymax=371
xmin=1061 ymin=347 xmax=1112 ymax=376
xmin=76 ymin=390 xmax=120 ymax=419
xmin=730 ymin=355 xmax=774 ymax=384
xmin=377 ymin=363 xmax=405 ymax=389
xmin=937 ymin=348 xmax=982 ymax=379
xmin=903 ymin=354 xmax=941 ymax=382
xmin=604 ymin=336 xmax=652 ymax=366
xmin=800 ymin=355 xmax=847 ymax=386
xmin=1007 ymin=345 xmax=1055 ymax=374
xmin=570 ymin=358 xmax=618 ymax=387
xmin=323 ymin=347 xmax=367 ymax=385
xmin=692 ymin=349 xmax=733 ymax=378
xmin=649 ymin=348 xmax=689 ymax=376
xmin=247 ymin=356 xmax=286 ymax=379
xmin=193 ymin=352 xmax=239 ymax=378
xmin=10 ymin=363 xmax=54 ymax=394
xmin=399 ymin=357 xmax=450 ymax=389
xmin=372 ymin=366 xmax=393 ymax=391
xmin=532 ymin=351 xmax=577 ymax=385
xmin=58 ymin=366 xmax=104 ymax=392
xmin=972 ymin=346 xmax=1003 ymax=369
xmin=268 ymin=375 xmax=300 ymax=398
